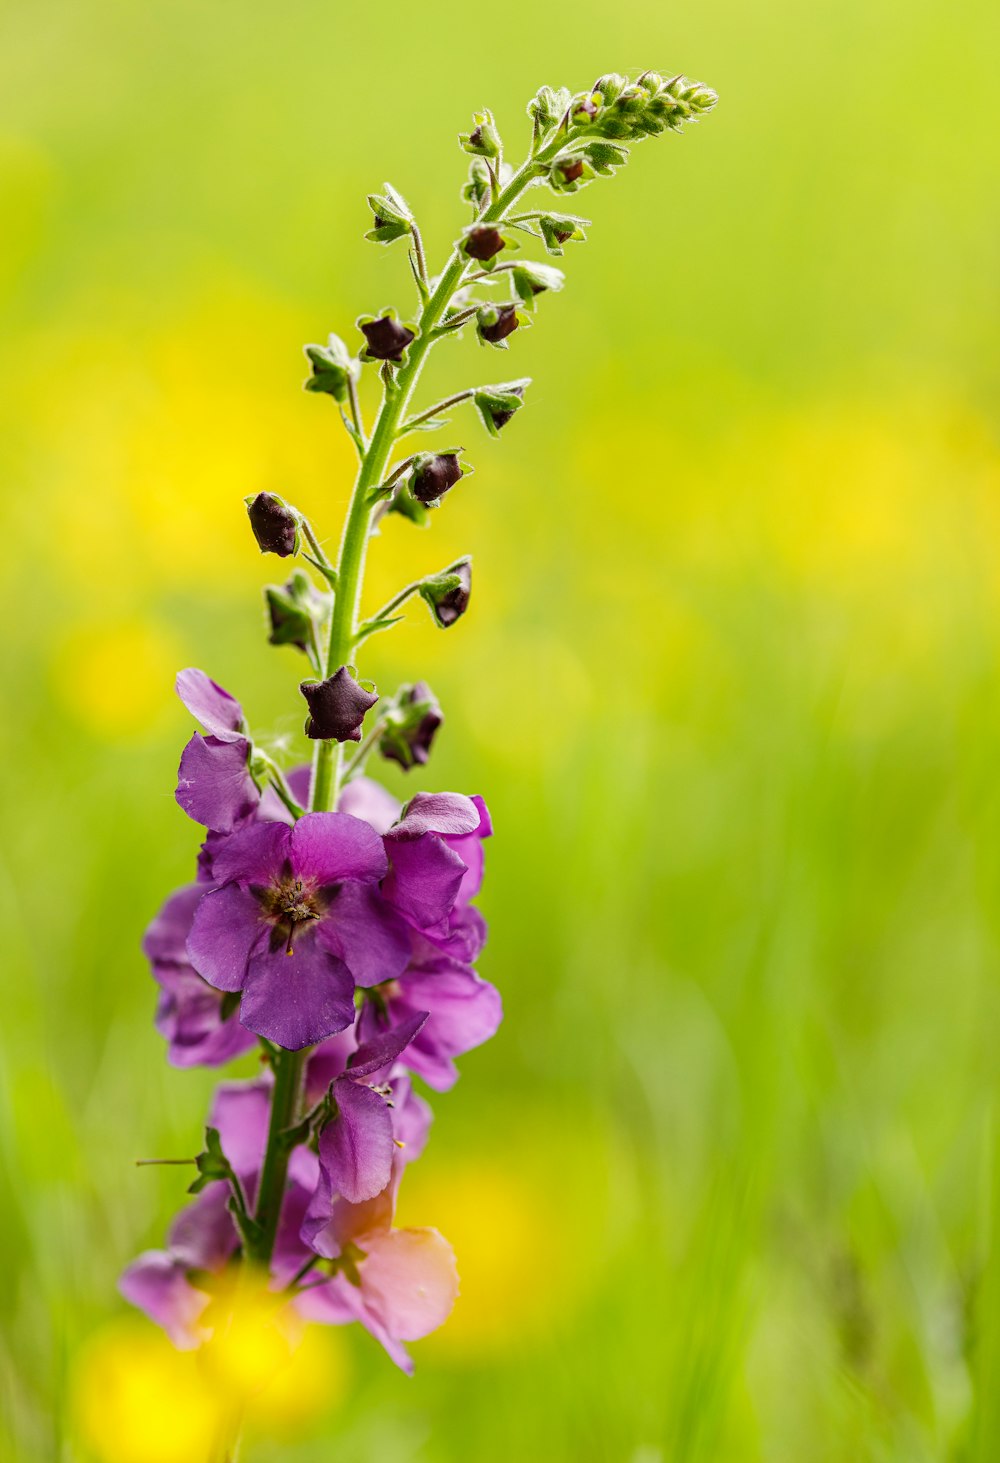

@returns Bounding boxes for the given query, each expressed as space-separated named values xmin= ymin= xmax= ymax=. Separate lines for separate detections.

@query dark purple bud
xmin=301 ymin=666 xmax=379 ymax=742
xmin=573 ymin=96 xmax=600 ymax=121
xmin=411 ymin=453 xmax=464 ymax=506
xmin=463 ymin=226 xmax=506 ymax=263
xmin=380 ymin=682 xmax=444 ymax=771
xmin=246 ymin=492 xmax=298 ymax=557
xmin=478 ymin=305 xmax=520 ymax=345
xmin=360 ymin=316 xmax=416 ymax=362
xmin=557 ymin=158 xmax=585 ymax=184
xmin=419 ymin=559 xmax=472 ymax=629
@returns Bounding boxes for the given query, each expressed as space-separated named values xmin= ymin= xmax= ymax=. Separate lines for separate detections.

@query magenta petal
xmin=167 ymin=1186 xmax=239 ymax=1271
xmin=153 ymin=962 xmax=257 ymax=1068
xmin=143 ymin=884 xmax=204 ymax=964
xmin=318 ymin=883 xmax=410 ymax=987
xmin=318 ymin=1079 xmax=395 ymax=1204
xmin=358 ymin=1228 xmax=459 ymax=1342
xmin=207 ymin=1079 xmax=273 ymax=1182
xmin=176 ymin=668 xmax=245 ymax=742
xmin=239 ymin=937 xmax=355 ymax=1049
xmin=290 ymin=812 xmax=387 ymax=885
xmin=383 ymin=835 xmax=467 ymax=928
xmin=207 ymin=820 xmax=292 ymax=887
xmin=176 ymin=734 xmax=258 ymax=833
xmin=348 ymin=1012 xmax=428 ymax=1079
xmin=186 ymin=885 xmax=263 ymax=992
xmin=119 ymin=1252 xmax=209 ymax=1350
xmin=388 ymin=792 xmax=481 ymax=839
xmin=338 ymin=777 xmax=402 ymax=834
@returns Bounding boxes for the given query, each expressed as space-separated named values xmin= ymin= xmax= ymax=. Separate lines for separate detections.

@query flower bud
xmin=473 ymin=379 xmax=529 ymax=436
xmin=301 ymin=666 xmax=378 ymax=742
xmin=359 ymin=312 xmax=416 ymax=363
xmin=476 ymin=304 xmax=522 ymax=348
xmin=245 ymin=492 xmax=299 ymax=558
xmin=410 ymin=452 xmax=465 ymax=506
xmin=538 ymin=213 xmax=588 ymax=256
xmin=365 ymin=183 xmax=414 ymax=246
xmin=419 ymin=559 xmax=472 ymax=629
xmin=549 ymin=154 xmax=592 ymax=193
xmin=303 ymin=334 xmax=358 ymax=404
xmin=460 ymin=111 xmax=501 ymax=159
xmin=571 ymin=93 xmax=601 ymax=123
xmin=379 ymin=682 xmax=443 ymax=771
xmin=592 ymin=73 xmax=628 ymax=105
xmin=527 ymin=85 xmax=571 ymax=133
xmin=264 ymin=570 xmax=328 ymax=654
xmin=512 ymin=261 xmax=565 ymax=309
xmin=463 ymin=225 xmax=506 ymax=263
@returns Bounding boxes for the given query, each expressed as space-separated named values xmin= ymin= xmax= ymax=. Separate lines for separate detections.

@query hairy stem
xmin=309 ymin=149 xmax=554 ymax=815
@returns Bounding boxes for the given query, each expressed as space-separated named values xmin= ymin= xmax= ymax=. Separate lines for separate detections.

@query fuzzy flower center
xmin=253 ymin=871 xmax=334 ymax=955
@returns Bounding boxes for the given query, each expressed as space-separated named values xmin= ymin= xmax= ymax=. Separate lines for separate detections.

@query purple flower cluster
xmin=122 ymin=672 xmax=501 ymax=1369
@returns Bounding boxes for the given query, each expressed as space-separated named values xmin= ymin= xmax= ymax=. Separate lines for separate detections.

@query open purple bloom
xmin=121 ymin=1079 xmax=319 ymax=1345
xmin=144 ymin=883 xmax=256 ymax=1067
xmin=186 ymin=813 xmax=410 ymax=1049
xmin=297 ymin=1090 xmax=451 ymax=1373
xmin=359 ymin=953 xmax=501 ymax=1092
xmin=312 ymin=1013 xmax=428 ymax=1204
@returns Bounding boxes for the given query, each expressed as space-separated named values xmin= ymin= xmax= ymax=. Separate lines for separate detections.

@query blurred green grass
xmin=2 ymin=0 xmax=1000 ymax=1458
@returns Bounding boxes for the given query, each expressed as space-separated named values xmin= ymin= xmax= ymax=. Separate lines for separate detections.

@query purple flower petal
xmin=176 ymin=734 xmax=258 ymax=833
xmin=239 ymin=935 xmax=355 ymax=1049
xmin=318 ymin=1079 xmax=395 ymax=1204
xmin=207 ymin=820 xmax=292 ymax=887
xmin=382 ymin=835 xmax=468 ymax=929
xmin=119 ymin=1252 xmax=209 ymax=1350
xmin=338 ymin=777 xmax=402 ymax=834
xmin=317 ymin=883 xmax=410 ymax=988
xmin=143 ymin=884 xmax=205 ymax=964
xmin=187 ymin=884 xmax=264 ymax=992
xmin=387 ymin=791 xmax=481 ymax=839
xmin=176 ymin=668 xmax=245 ymax=742
xmin=208 ymin=1079 xmax=273 ymax=1183
xmin=348 ymin=1012 xmax=428 ymax=1079
xmin=153 ymin=962 xmax=257 ymax=1068
xmin=167 ymin=1185 xmax=239 ymax=1271
xmin=305 ymin=1029 xmax=357 ymax=1104
xmin=358 ymin=1228 xmax=459 ymax=1342
xmin=290 ymin=812 xmax=387 ymax=886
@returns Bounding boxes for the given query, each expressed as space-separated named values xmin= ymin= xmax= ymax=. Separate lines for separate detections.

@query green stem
xmin=252 ymin=137 xmax=561 ymax=1277
xmin=311 ymin=147 xmax=556 ymax=816
xmin=248 ymin=1045 xmax=305 ymax=1265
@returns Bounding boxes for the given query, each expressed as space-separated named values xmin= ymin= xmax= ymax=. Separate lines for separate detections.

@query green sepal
xmin=187 ymin=1127 xmax=233 ymax=1195
xmin=303 ymin=333 xmax=359 ymax=404
xmin=388 ymin=486 xmax=431 ymax=527
xmin=527 ymin=85 xmax=572 ymax=135
xmin=473 ymin=378 xmax=530 ymax=436
xmin=459 ymin=109 xmax=501 ymax=158
xmin=512 ymin=262 xmax=565 ymax=310
xmin=263 ymin=569 xmax=330 ymax=655
xmin=366 ymin=182 xmax=414 ymax=246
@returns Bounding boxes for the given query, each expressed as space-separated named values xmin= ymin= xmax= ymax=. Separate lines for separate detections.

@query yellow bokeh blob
xmin=396 ymin=1127 xmax=609 ymax=1358
xmin=73 ymin=1302 xmax=347 ymax=1461
xmin=72 ymin=1319 xmax=221 ymax=1463
xmin=50 ymin=617 xmax=183 ymax=740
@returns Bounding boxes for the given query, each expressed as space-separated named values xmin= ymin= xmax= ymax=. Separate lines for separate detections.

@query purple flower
xmin=312 ymin=1013 xmax=428 ymax=1204
xmin=382 ymin=792 xmax=493 ymax=952
xmin=175 ymin=669 xmax=258 ymax=834
xmin=360 ymin=953 xmax=501 ymax=1092
xmin=186 ymin=814 xmax=410 ymax=1049
xmin=297 ymin=1101 xmax=454 ymax=1373
xmin=120 ymin=1079 xmax=319 ymax=1346
xmin=143 ymin=883 xmax=256 ymax=1067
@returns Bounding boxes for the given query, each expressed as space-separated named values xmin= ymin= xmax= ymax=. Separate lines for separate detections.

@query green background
xmin=2 ymin=0 xmax=1000 ymax=1457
